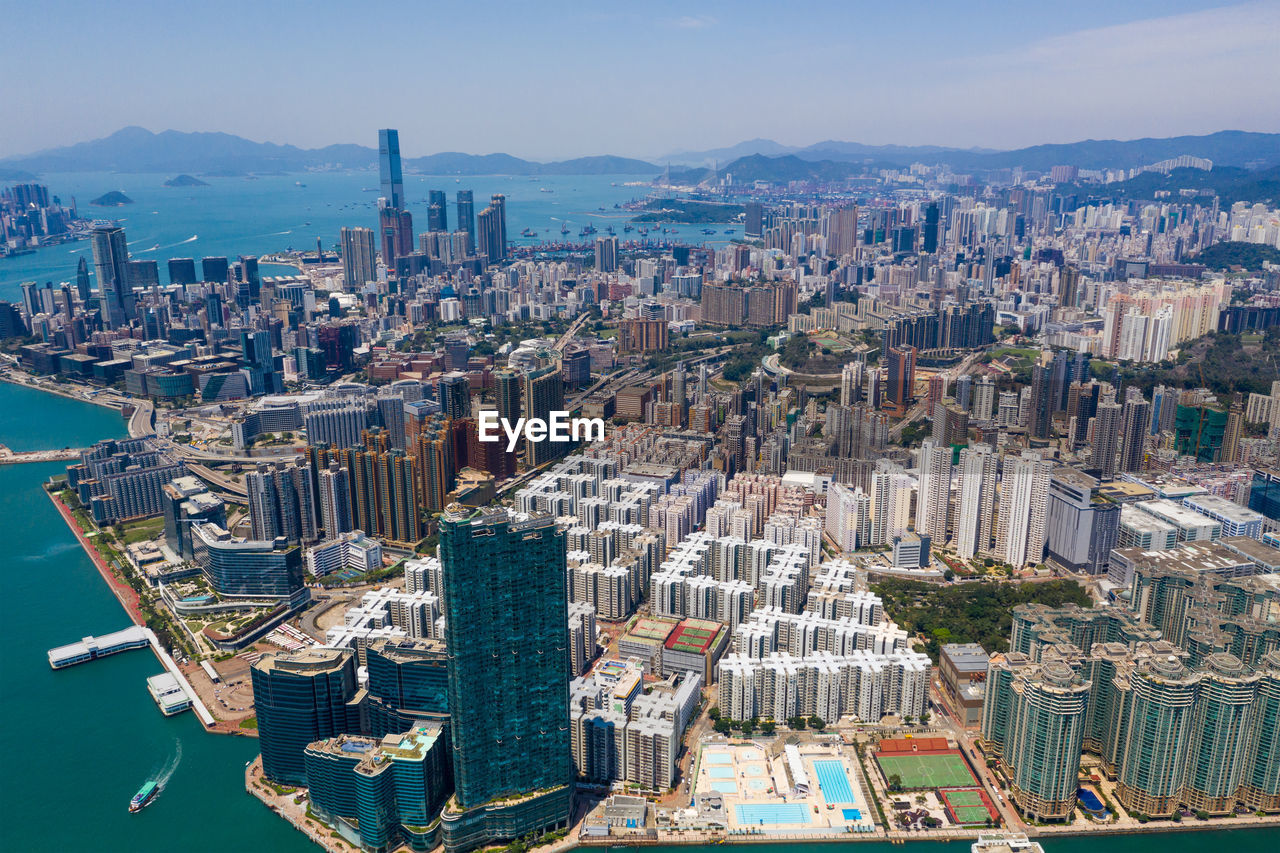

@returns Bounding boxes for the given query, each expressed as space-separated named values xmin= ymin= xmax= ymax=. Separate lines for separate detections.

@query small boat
xmin=540 ymin=187 xmax=553 ymax=193
xmin=295 ymin=181 xmax=306 ymax=187
xmin=623 ymin=225 xmax=633 ymax=233
xmin=130 ymin=780 xmax=160 ymax=813
xmin=702 ymin=229 xmax=716 ymax=235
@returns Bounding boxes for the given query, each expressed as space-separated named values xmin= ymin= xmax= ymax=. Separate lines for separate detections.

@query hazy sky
xmin=5 ymin=0 xmax=1279 ymax=161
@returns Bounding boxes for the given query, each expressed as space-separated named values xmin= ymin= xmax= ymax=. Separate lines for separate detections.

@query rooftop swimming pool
xmin=708 ymin=766 xmax=735 ymax=779
xmin=711 ymin=781 xmax=738 ymax=793
xmin=704 ymin=751 xmax=732 ymax=765
xmin=747 ymin=778 xmax=770 ymax=791
xmin=743 ymin=763 xmax=766 ymax=776
xmin=813 ymin=759 xmax=856 ymax=805
xmin=734 ymin=803 xmax=810 ymax=825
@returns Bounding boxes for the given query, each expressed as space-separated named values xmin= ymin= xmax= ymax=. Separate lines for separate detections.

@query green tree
xmin=713 ymin=717 xmax=732 ymax=735
xmin=808 ymin=715 xmax=826 ymax=731
xmin=707 ymin=706 xmax=721 ymax=721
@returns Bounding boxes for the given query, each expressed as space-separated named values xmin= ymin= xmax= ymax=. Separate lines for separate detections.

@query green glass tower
xmin=251 ymin=648 xmax=360 ymax=785
xmin=1185 ymin=653 xmax=1260 ymax=814
xmin=1115 ymin=656 xmax=1200 ymax=817
xmin=438 ymin=508 xmax=573 ymax=853
xmin=1243 ymin=651 xmax=1280 ymax=812
xmin=1005 ymin=660 xmax=1091 ymax=821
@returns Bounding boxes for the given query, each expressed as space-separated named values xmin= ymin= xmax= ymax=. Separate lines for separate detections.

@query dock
xmin=147 ymin=672 xmax=193 ymax=716
xmin=47 ymin=625 xmax=151 ymax=668
xmin=48 ymin=626 xmax=216 ymax=726
xmin=0 ymin=443 xmax=84 ymax=465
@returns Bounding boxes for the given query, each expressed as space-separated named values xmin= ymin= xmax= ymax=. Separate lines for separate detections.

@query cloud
xmin=669 ymin=14 xmax=716 ymax=29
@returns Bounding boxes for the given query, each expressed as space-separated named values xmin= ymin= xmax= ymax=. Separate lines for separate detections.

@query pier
xmin=48 ymin=625 xmax=216 ymax=726
xmin=47 ymin=625 xmax=151 ymax=668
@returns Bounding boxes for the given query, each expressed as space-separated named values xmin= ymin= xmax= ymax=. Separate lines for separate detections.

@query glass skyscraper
xmin=251 ymin=648 xmax=360 ymax=785
xmin=378 ymin=128 xmax=404 ymax=211
xmin=438 ymin=508 xmax=572 ymax=853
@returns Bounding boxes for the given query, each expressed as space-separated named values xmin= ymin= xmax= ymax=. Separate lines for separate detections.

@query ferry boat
xmin=130 ymin=780 xmax=160 ymax=813
xmin=971 ymin=835 xmax=1043 ymax=853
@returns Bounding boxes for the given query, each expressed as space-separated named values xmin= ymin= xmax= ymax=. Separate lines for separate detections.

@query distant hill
xmin=163 ymin=174 xmax=209 ymax=187
xmin=666 ymin=131 xmax=1280 ymax=172
xmin=2 ymin=127 xmax=658 ymax=176
xmin=90 ymin=190 xmax=132 ymax=206
xmin=1057 ymin=165 xmax=1280 ymax=208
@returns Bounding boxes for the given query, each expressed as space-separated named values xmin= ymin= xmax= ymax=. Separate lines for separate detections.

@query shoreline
xmin=0 ymin=369 xmax=126 ymax=414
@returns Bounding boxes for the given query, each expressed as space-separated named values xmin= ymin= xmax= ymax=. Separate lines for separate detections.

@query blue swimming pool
xmin=813 ymin=759 xmax=856 ymax=804
xmin=842 ymin=808 xmax=862 ymax=821
xmin=735 ymin=803 xmax=810 ymax=825
xmin=704 ymin=751 xmax=732 ymax=764
xmin=1077 ymin=787 xmax=1107 ymax=812
xmin=712 ymin=781 xmax=738 ymax=793
xmin=708 ymin=766 xmax=735 ymax=779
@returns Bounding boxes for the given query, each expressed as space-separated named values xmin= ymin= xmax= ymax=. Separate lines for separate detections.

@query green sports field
xmin=876 ymin=752 xmax=976 ymax=790
xmin=953 ymin=805 xmax=992 ymax=824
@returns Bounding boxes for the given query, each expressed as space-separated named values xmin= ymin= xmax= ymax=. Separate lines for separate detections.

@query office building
xmin=438 ymin=509 xmax=574 ymax=853
xmin=1044 ymin=468 xmax=1120 ymax=576
xmin=192 ymin=522 xmax=304 ymax=600
xmin=883 ymin=345 xmax=915 ymax=418
xmin=161 ymin=475 xmax=227 ymax=560
xmin=456 ymin=191 xmax=475 ymax=244
xmin=252 ymin=648 xmax=360 ymax=785
xmin=378 ymin=129 xmax=405 ymax=211
xmin=90 ymin=222 xmax=132 ymax=328
xmin=427 ymin=189 xmax=448 ymax=232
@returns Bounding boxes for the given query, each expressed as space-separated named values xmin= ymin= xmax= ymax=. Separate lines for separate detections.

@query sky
xmin=4 ymin=0 xmax=1279 ymax=161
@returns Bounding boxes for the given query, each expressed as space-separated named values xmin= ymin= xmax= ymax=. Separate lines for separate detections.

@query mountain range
xmin=0 ymin=127 xmax=659 ymax=176
xmin=2 ymin=127 xmax=1278 ymax=178
xmin=663 ymin=131 xmax=1280 ymax=172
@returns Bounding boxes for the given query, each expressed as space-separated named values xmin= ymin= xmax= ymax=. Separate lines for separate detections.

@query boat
xmin=130 ymin=780 xmax=160 ymax=813
xmin=702 ymin=228 xmax=716 ymax=235
xmin=540 ymin=187 xmax=553 ymax=193
xmin=725 ymin=228 xmax=735 ymax=234
xmin=295 ymin=181 xmax=306 ymax=187
xmin=623 ymin=225 xmax=633 ymax=233
xmin=971 ymin=835 xmax=1044 ymax=853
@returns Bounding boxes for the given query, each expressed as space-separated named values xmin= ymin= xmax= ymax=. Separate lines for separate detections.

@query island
xmin=163 ymin=174 xmax=209 ymax=187
xmin=630 ymin=197 xmax=744 ymax=223
xmin=90 ymin=190 xmax=133 ymax=206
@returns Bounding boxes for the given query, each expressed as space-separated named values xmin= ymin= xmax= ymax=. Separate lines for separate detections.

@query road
xmin=553 ymin=312 xmax=592 ymax=353
xmin=889 ymin=349 xmax=986 ymax=440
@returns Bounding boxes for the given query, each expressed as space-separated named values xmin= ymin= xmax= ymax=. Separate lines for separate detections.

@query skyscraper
xmin=594 ymin=235 xmax=618 ymax=272
xmin=75 ymin=256 xmax=92 ymax=302
xmin=1117 ymin=390 xmax=1151 ymax=473
xmin=316 ymin=461 xmax=352 ymax=539
xmin=1091 ymin=398 xmax=1122 ymax=479
xmin=252 ymin=648 xmax=360 ymax=786
xmin=340 ymin=226 xmax=376 ymax=290
xmin=1005 ymin=660 xmax=1090 ymax=821
xmin=524 ymin=363 xmax=565 ymax=467
xmin=89 ymin=222 xmax=131 ymax=328
xmin=246 ymin=461 xmax=319 ymax=545
xmin=915 ymin=439 xmax=952 ymax=544
xmin=883 ymin=345 xmax=915 ymax=418
xmin=476 ymin=194 xmax=507 ymax=265
xmin=995 ymin=450 xmax=1051 ymax=568
xmin=427 ymin=190 xmax=448 ymax=232
xmin=438 ymin=509 xmax=573 ymax=853
xmin=378 ymin=128 xmax=405 ymax=211
xmin=456 ymin=191 xmax=475 ymax=244
xmin=1027 ymin=362 xmax=1052 ymax=439
xmin=438 ymin=372 xmax=472 ymax=420
xmin=954 ymin=443 xmax=997 ymax=559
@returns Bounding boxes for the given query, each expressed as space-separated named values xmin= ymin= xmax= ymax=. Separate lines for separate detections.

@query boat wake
xmin=155 ymin=738 xmax=183 ymax=787
xmin=155 ymin=234 xmax=198 ymax=251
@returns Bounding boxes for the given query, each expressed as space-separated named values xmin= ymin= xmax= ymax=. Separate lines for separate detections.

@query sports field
xmin=876 ymin=751 xmax=976 ymax=790
xmin=939 ymin=787 xmax=998 ymax=824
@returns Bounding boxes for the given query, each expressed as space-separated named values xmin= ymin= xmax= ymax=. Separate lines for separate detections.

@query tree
xmin=920 ymin=712 xmax=931 ymax=726
xmin=888 ymin=774 xmax=903 ymax=793
xmin=707 ymin=706 xmax=721 ymax=721
xmin=761 ymin=720 xmax=776 ymax=735
xmin=788 ymin=716 xmax=807 ymax=730
xmin=808 ymin=715 xmax=826 ymax=731
xmin=740 ymin=719 xmax=756 ymax=737
xmin=903 ymin=715 xmax=915 ymax=726
xmin=713 ymin=718 xmax=732 ymax=735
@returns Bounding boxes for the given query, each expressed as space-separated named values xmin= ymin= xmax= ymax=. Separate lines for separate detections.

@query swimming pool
xmin=747 ymin=778 xmax=770 ymax=791
xmin=704 ymin=751 xmax=732 ymax=764
xmin=712 ymin=781 xmax=738 ymax=793
xmin=734 ymin=803 xmax=810 ymax=825
xmin=744 ymin=763 xmax=766 ymax=776
xmin=842 ymin=808 xmax=863 ymax=821
xmin=813 ymin=759 xmax=856 ymax=805
xmin=708 ymin=766 xmax=735 ymax=779
xmin=1077 ymin=787 xmax=1107 ymax=812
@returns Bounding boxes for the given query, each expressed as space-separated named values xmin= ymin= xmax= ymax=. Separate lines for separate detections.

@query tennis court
xmin=876 ymin=751 xmax=976 ymax=789
xmin=939 ymin=787 xmax=998 ymax=824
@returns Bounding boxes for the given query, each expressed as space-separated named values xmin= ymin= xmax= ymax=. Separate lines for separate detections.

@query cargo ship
xmin=129 ymin=780 xmax=160 ymax=813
